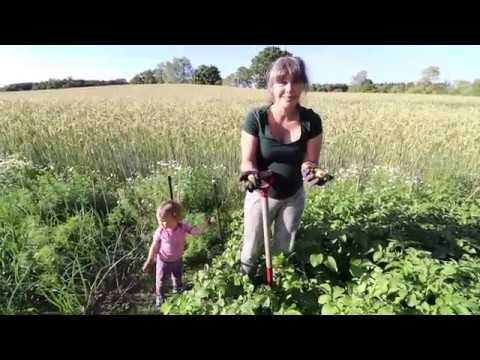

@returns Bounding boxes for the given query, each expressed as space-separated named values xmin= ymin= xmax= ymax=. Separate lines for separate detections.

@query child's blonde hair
xmin=156 ymin=200 xmax=184 ymax=223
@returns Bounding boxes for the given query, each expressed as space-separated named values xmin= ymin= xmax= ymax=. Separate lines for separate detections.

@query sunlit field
xmin=1 ymin=85 xmax=479 ymax=314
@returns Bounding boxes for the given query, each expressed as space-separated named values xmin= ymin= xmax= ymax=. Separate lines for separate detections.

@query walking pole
xmin=258 ymin=171 xmax=274 ymax=286
xmin=168 ymin=175 xmax=173 ymax=201
xmin=211 ymin=178 xmax=223 ymax=241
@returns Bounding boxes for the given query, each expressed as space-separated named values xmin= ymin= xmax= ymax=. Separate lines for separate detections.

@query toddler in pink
xmin=143 ymin=200 xmax=210 ymax=309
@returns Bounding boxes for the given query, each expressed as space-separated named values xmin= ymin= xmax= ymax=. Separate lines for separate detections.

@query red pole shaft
xmin=260 ymin=187 xmax=273 ymax=286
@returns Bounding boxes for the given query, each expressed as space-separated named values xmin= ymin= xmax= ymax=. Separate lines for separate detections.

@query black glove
xmin=239 ymin=170 xmax=260 ymax=192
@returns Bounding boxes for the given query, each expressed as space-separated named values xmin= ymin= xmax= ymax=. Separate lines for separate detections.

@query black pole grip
xmin=212 ymin=178 xmax=223 ymax=241
xmin=168 ymin=175 xmax=173 ymax=200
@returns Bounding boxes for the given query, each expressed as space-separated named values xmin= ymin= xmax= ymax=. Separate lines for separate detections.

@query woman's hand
xmin=205 ymin=214 xmax=216 ymax=225
xmin=301 ymin=162 xmax=334 ymax=186
xmin=301 ymin=161 xmax=319 ymax=185
xmin=239 ymin=170 xmax=260 ymax=192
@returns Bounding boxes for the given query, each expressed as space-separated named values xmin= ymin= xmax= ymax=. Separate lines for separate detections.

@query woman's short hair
xmin=267 ymin=56 xmax=310 ymax=93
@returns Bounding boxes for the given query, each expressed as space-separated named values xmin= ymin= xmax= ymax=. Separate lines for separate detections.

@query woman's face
xmin=270 ymin=74 xmax=304 ymax=107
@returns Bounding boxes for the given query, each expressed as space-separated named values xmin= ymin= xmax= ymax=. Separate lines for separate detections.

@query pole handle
xmin=168 ymin=175 xmax=173 ymax=201
xmin=212 ymin=178 xmax=223 ymax=241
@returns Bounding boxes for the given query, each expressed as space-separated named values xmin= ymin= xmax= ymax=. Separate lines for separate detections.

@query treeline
xmin=310 ymin=81 xmax=480 ymax=95
xmin=342 ymin=68 xmax=480 ymax=96
xmin=0 ymin=78 xmax=127 ymax=92
xmin=2 ymin=47 xmax=480 ymax=97
xmin=130 ymin=57 xmax=222 ymax=85
xmin=311 ymin=84 xmax=349 ymax=92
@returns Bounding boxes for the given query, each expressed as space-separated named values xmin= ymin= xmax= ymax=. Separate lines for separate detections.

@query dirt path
xmin=104 ymin=269 xmax=198 ymax=315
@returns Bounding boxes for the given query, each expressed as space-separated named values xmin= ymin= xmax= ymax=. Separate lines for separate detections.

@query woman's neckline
xmin=264 ymin=105 xmax=303 ymax=145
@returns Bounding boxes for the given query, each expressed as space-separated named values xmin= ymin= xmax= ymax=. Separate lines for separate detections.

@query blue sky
xmin=1 ymin=45 xmax=479 ymax=86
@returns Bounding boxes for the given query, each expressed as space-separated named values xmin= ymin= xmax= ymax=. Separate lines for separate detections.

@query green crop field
xmin=1 ymin=84 xmax=479 ymax=314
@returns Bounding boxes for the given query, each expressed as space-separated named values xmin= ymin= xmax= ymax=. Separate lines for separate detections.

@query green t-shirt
xmin=242 ymin=105 xmax=323 ymax=199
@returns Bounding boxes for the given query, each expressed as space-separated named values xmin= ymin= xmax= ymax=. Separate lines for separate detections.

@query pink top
xmin=152 ymin=222 xmax=203 ymax=262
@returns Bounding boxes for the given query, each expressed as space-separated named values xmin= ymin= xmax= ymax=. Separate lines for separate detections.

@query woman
xmin=239 ymin=56 xmax=326 ymax=277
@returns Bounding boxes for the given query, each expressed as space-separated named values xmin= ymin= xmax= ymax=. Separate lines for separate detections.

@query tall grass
xmin=1 ymin=84 xmax=479 ymax=198
xmin=1 ymin=84 xmax=479 ymax=314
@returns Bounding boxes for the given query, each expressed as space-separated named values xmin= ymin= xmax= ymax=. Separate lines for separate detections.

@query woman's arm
xmin=240 ymin=130 xmax=259 ymax=172
xmin=303 ymin=133 xmax=323 ymax=165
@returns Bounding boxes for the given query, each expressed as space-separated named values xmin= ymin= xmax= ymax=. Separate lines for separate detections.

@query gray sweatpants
xmin=240 ymin=187 xmax=305 ymax=275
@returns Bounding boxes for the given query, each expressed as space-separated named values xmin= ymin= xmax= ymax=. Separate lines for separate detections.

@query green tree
xmin=351 ymin=70 xmax=368 ymax=86
xmin=222 ymin=67 xmax=253 ymax=88
xmin=236 ymin=66 xmax=253 ymax=88
xmin=471 ymin=79 xmax=480 ymax=96
xmin=163 ymin=57 xmax=194 ymax=84
xmin=222 ymin=73 xmax=238 ymax=87
xmin=193 ymin=65 xmax=222 ymax=85
xmin=130 ymin=70 xmax=156 ymax=84
xmin=362 ymin=79 xmax=376 ymax=92
xmin=143 ymin=70 xmax=156 ymax=84
xmin=350 ymin=71 xmax=374 ymax=92
xmin=451 ymin=80 xmax=471 ymax=95
xmin=154 ymin=62 xmax=166 ymax=84
xmin=420 ymin=66 xmax=440 ymax=84
xmin=250 ymin=46 xmax=292 ymax=89
xmin=130 ymin=74 xmax=143 ymax=84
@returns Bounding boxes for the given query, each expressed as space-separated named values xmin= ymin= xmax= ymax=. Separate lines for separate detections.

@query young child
xmin=142 ymin=200 xmax=211 ymax=309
